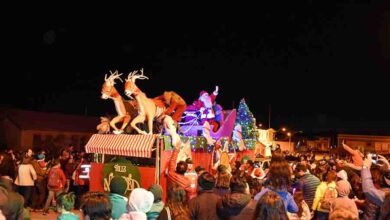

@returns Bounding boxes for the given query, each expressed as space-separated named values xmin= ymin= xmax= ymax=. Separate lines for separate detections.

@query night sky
xmin=3 ymin=2 xmax=390 ymax=134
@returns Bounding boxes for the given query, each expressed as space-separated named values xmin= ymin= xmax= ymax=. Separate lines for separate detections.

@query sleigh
xmin=179 ymin=109 xmax=236 ymax=140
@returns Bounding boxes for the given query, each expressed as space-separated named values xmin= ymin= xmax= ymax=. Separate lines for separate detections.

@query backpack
xmin=48 ymin=169 xmax=61 ymax=188
xmin=319 ymin=185 xmax=337 ymax=210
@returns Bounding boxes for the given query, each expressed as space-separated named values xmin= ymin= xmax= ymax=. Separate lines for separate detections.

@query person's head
xmin=246 ymin=160 xmax=254 ymax=170
xmin=295 ymin=163 xmax=307 ymax=178
xmin=176 ymin=161 xmax=188 ymax=175
xmin=80 ymin=192 xmax=112 ymax=220
xmin=57 ymin=192 xmax=76 ymax=212
xmin=216 ymin=170 xmax=231 ymax=189
xmin=326 ymin=170 xmax=338 ymax=183
xmin=195 ymin=166 xmax=205 ymax=176
xmin=198 ymin=172 xmax=215 ymax=191
xmin=370 ymin=167 xmax=383 ymax=187
xmin=253 ymin=190 xmax=288 ymax=220
xmin=167 ymin=184 xmax=186 ymax=204
xmin=128 ymin=188 xmax=154 ymax=214
xmin=52 ymin=159 xmax=61 ymax=168
xmin=109 ymin=176 xmax=127 ymax=196
xmin=217 ymin=164 xmax=227 ymax=173
xmin=199 ymin=90 xmax=209 ymax=99
xmin=37 ymin=151 xmax=45 ymax=160
xmin=185 ymin=158 xmax=193 ymax=171
xmin=234 ymin=161 xmax=242 ymax=170
xmin=230 ymin=175 xmax=247 ymax=193
xmin=148 ymin=184 xmax=163 ymax=203
xmin=166 ymin=184 xmax=189 ymax=218
xmin=336 ymin=180 xmax=351 ymax=197
xmin=336 ymin=170 xmax=348 ymax=182
xmin=24 ymin=149 xmax=33 ymax=158
xmin=329 ymin=209 xmax=359 ymax=220
xmin=61 ymin=149 xmax=70 ymax=159
xmin=268 ymin=157 xmax=291 ymax=190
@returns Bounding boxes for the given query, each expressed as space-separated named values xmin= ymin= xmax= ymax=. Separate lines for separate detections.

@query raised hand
xmin=363 ymin=156 xmax=372 ymax=169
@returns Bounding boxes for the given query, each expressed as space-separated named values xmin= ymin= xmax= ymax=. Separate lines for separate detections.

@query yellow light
xmin=287 ymin=132 xmax=291 ymax=137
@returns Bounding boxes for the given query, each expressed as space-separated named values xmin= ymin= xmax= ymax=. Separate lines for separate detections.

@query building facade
xmin=0 ymin=108 xmax=99 ymax=153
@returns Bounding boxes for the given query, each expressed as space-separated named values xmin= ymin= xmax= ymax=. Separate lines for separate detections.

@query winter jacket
xmin=216 ymin=192 xmax=256 ymax=220
xmin=47 ymin=167 xmax=67 ymax=191
xmin=189 ymin=190 xmax=220 ymax=220
xmin=146 ymin=201 xmax=164 ymax=220
xmin=329 ymin=197 xmax=359 ymax=219
xmin=254 ymin=187 xmax=299 ymax=213
xmin=167 ymin=148 xmax=194 ymax=201
xmin=15 ymin=164 xmax=37 ymax=186
xmin=312 ymin=181 xmax=337 ymax=212
xmin=109 ymin=193 xmax=128 ymax=220
xmin=57 ymin=211 xmax=80 ymax=220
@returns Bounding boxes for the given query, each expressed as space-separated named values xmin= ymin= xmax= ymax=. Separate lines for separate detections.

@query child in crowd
xmin=57 ymin=192 xmax=79 ymax=220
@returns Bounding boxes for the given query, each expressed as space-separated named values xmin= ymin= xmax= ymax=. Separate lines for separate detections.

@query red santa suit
xmin=191 ymin=87 xmax=219 ymax=131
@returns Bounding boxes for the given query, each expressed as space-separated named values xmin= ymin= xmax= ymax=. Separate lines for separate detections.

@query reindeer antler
xmin=126 ymin=68 xmax=149 ymax=82
xmin=105 ymin=70 xmax=123 ymax=84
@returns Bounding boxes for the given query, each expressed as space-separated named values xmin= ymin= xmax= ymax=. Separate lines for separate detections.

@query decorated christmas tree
xmin=235 ymin=98 xmax=257 ymax=149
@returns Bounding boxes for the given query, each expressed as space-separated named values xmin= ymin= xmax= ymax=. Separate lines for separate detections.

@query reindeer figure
xmin=124 ymin=69 xmax=165 ymax=135
xmin=101 ymin=70 xmax=134 ymax=134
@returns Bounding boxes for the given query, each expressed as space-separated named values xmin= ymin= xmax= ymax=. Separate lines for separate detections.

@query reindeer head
xmin=124 ymin=68 xmax=148 ymax=98
xmin=101 ymin=70 xmax=123 ymax=99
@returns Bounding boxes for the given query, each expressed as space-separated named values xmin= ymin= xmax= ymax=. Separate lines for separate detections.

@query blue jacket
xmin=109 ymin=193 xmax=128 ymax=220
xmin=57 ymin=211 xmax=80 ymax=220
xmin=254 ymin=187 xmax=299 ymax=213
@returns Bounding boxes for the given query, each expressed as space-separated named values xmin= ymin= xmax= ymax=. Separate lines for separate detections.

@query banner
xmin=102 ymin=159 xmax=141 ymax=197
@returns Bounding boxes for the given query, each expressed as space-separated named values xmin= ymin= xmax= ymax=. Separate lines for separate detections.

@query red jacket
xmin=47 ymin=167 xmax=66 ymax=191
xmin=167 ymin=148 xmax=195 ymax=201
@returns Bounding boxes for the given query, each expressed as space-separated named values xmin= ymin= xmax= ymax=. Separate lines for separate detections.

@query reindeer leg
xmin=147 ymin=115 xmax=154 ymax=135
xmin=110 ymin=116 xmax=124 ymax=134
xmin=131 ymin=115 xmax=147 ymax=135
xmin=120 ymin=114 xmax=131 ymax=131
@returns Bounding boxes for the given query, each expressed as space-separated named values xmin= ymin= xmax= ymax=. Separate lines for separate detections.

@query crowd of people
xmin=0 ymin=141 xmax=390 ymax=220
xmin=0 ymin=145 xmax=91 ymax=219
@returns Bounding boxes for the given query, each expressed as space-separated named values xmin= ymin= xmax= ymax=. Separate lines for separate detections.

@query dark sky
xmin=3 ymin=2 xmax=390 ymax=134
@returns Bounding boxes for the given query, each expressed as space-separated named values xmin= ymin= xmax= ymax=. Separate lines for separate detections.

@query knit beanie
xmin=198 ymin=172 xmax=215 ymax=190
xmin=109 ymin=176 xmax=128 ymax=196
xmin=148 ymin=184 xmax=163 ymax=202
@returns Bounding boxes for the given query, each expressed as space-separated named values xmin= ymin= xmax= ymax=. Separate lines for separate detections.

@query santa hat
xmin=199 ymin=90 xmax=208 ymax=97
xmin=251 ymin=167 xmax=266 ymax=180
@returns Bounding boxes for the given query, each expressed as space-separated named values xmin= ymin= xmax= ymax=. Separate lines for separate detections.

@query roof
xmin=85 ymin=134 xmax=159 ymax=158
xmin=0 ymin=108 xmax=99 ymax=133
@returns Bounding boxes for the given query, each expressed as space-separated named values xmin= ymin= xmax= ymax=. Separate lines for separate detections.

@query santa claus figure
xmin=191 ymin=86 xmax=219 ymax=131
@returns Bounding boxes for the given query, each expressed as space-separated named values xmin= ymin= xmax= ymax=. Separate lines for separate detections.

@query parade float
xmin=85 ymin=68 xmax=272 ymax=198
